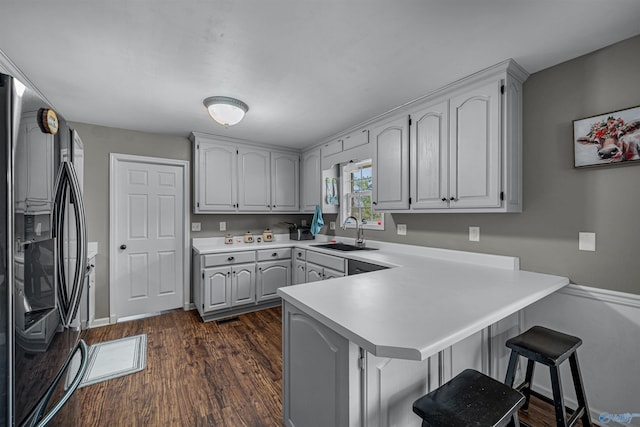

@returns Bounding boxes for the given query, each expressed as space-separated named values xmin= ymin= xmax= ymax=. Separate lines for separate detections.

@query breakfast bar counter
xmin=276 ymin=241 xmax=569 ymax=427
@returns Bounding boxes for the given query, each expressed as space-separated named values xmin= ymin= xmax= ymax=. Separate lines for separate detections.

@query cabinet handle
xmin=372 ymin=201 xmax=377 ymax=206
xmin=271 ymin=252 xmax=278 ymax=257
xmin=450 ymin=197 xmax=457 ymax=201
xmin=227 ymin=256 xmax=235 ymax=261
xmin=226 ymin=272 xmax=230 ymax=276
xmin=297 ymin=252 xmax=302 ymax=257
xmin=441 ymin=198 xmax=447 ymax=202
xmin=120 ymin=244 xmax=127 ymax=250
xmin=258 ymin=267 xmax=262 ymax=271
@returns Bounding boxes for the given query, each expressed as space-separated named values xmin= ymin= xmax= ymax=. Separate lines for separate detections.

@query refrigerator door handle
xmin=53 ymin=164 xmax=70 ymax=321
xmin=66 ymin=161 xmax=87 ymax=324
xmin=53 ymin=161 xmax=88 ymax=326
xmin=30 ymin=339 xmax=89 ymax=427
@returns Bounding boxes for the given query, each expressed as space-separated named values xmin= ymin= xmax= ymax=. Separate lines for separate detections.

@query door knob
xmin=120 ymin=244 xmax=127 ymax=250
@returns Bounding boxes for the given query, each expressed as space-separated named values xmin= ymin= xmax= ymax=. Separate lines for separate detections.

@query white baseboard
xmin=89 ymin=317 xmax=111 ymax=328
xmin=523 ymin=284 xmax=640 ymax=427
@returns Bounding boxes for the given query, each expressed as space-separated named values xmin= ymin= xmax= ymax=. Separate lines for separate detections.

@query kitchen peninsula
xmin=277 ymin=241 xmax=569 ymax=427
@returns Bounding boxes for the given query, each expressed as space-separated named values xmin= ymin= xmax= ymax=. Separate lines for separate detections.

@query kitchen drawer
xmin=322 ymin=139 xmax=342 ymax=157
xmin=203 ymin=251 xmax=255 ymax=267
xmin=306 ymin=250 xmax=346 ymax=273
xmin=293 ymin=248 xmax=306 ymax=261
xmin=257 ymin=248 xmax=292 ymax=261
xmin=343 ymin=129 xmax=369 ymax=151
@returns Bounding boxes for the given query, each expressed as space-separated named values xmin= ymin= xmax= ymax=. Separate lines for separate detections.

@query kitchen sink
xmin=312 ymin=243 xmax=378 ymax=252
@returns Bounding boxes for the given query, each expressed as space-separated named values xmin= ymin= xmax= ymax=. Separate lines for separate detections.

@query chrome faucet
xmin=342 ymin=216 xmax=365 ymax=248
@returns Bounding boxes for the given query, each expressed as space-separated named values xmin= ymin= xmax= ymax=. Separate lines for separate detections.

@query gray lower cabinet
xmin=194 ymin=248 xmax=293 ymax=321
xmin=283 ymin=302 xmax=359 ymax=427
xmin=293 ymin=258 xmax=306 ymax=285
xmin=257 ymin=259 xmax=292 ymax=302
xmin=282 ymin=302 xmax=522 ymax=427
xmin=231 ymin=263 xmax=256 ymax=306
xmin=203 ymin=263 xmax=256 ymax=311
xmin=305 ymin=250 xmax=346 ymax=283
xmin=203 ymin=266 xmax=232 ymax=311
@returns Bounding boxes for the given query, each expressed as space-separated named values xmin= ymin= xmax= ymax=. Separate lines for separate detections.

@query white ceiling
xmin=1 ymin=1 xmax=640 ymax=149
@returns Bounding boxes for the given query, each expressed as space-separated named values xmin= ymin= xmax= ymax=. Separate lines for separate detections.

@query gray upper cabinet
xmin=410 ymin=100 xmax=449 ymax=209
xmin=371 ymin=115 xmax=410 ymax=210
xmin=192 ymin=133 xmax=300 ymax=213
xmin=271 ymin=151 xmax=300 ymax=212
xmin=300 ymin=148 xmax=321 ymax=212
xmin=238 ymin=146 xmax=271 ymax=212
xmin=194 ymin=140 xmax=237 ymax=212
xmin=385 ymin=59 xmax=526 ymax=213
xmin=448 ymin=80 xmax=501 ymax=209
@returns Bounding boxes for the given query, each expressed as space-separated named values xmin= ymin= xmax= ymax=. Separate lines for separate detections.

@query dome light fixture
xmin=203 ymin=96 xmax=249 ymax=127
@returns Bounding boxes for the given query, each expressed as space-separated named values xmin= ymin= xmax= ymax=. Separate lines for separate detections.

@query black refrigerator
xmin=1 ymin=73 xmax=89 ymax=426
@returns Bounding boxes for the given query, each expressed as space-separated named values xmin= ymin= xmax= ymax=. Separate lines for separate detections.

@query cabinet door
xmin=301 ymin=148 xmax=321 ymax=212
xmin=365 ymin=353 xmax=429 ymax=427
xmin=257 ymin=260 xmax=292 ymax=302
xmin=271 ymin=151 xmax=299 ymax=212
xmin=238 ymin=147 xmax=271 ymax=211
xmin=323 ymin=267 xmax=345 ymax=281
xmin=410 ymin=100 xmax=450 ymax=210
xmin=203 ymin=266 xmax=231 ymax=312
xmin=442 ymin=328 xmax=489 ymax=383
xmin=283 ymin=302 xmax=351 ymax=427
xmin=196 ymin=141 xmax=237 ymax=212
xmin=372 ymin=115 xmax=410 ymax=210
xmin=231 ymin=264 xmax=256 ymax=306
xmin=306 ymin=263 xmax=323 ymax=283
xmin=449 ymin=80 xmax=501 ymax=208
xmin=16 ymin=112 xmax=54 ymax=214
xmin=293 ymin=258 xmax=306 ymax=285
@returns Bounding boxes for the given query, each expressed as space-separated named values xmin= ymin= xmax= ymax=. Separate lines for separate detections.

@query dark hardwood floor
xmin=51 ymin=307 xmax=589 ymax=426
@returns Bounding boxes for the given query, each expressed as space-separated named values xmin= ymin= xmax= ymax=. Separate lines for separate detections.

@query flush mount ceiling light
xmin=203 ymin=96 xmax=249 ymax=127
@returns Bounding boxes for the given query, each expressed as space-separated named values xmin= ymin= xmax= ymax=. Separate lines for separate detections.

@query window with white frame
xmin=341 ymin=159 xmax=384 ymax=230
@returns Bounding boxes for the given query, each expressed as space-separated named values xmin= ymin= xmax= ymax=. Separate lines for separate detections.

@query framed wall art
xmin=573 ymin=105 xmax=640 ymax=168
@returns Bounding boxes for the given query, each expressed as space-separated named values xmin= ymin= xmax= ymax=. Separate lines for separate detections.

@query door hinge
xmin=197 ymin=202 xmax=200 ymax=207
xmin=197 ymin=144 xmax=199 ymax=149
xmin=500 ymin=191 xmax=504 ymax=201
xmin=409 ymin=197 xmax=412 ymax=205
xmin=202 ymin=272 xmax=204 ymax=279
xmin=500 ymin=85 xmax=505 ymax=94
xmin=408 ymin=116 xmax=412 ymax=126
xmin=358 ymin=348 xmax=366 ymax=371
xmin=236 ymin=149 xmax=239 ymax=154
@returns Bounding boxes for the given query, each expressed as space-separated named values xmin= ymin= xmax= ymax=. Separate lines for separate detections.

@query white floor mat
xmin=68 ymin=334 xmax=147 ymax=388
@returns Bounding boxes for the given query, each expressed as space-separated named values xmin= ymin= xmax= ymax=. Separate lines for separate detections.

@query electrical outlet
xmin=301 ymin=219 xmax=307 ymax=226
xmin=469 ymin=226 xmax=480 ymax=242
xmin=397 ymin=224 xmax=407 ymax=236
xmin=330 ymin=221 xmax=336 ymax=230
xmin=219 ymin=221 xmax=226 ymax=232
xmin=191 ymin=222 xmax=201 ymax=232
xmin=579 ymin=232 xmax=596 ymax=251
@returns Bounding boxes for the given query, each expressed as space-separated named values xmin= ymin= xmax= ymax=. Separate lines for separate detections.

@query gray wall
xmin=75 ymin=34 xmax=640 ymax=320
xmin=332 ymin=35 xmax=640 ymax=295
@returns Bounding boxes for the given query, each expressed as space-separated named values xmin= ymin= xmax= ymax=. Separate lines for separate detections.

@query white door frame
xmin=109 ymin=153 xmax=190 ymax=323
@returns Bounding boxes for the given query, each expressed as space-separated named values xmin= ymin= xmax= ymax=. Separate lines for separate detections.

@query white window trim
xmin=341 ymin=159 xmax=384 ymax=231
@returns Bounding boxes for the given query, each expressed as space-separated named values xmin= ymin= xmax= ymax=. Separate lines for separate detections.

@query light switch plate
xmin=397 ymin=224 xmax=407 ymax=236
xmin=191 ymin=222 xmax=201 ymax=232
xmin=219 ymin=221 xmax=226 ymax=232
xmin=579 ymin=232 xmax=596 ymax=251
xmin=469 ymin=226 xmax=480 ymax=242
xmin=330 ymin=221 xmax=336 ymax=230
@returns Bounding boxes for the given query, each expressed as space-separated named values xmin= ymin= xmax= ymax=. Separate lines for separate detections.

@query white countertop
xmin=192 ymin=235 xmax=569 ymax=361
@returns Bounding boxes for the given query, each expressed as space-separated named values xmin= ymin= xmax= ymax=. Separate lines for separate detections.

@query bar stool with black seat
xmin=413 ymin=368 xmax=526 ymax=427
xmin=504 ymin=326 xmax=592 ymax=427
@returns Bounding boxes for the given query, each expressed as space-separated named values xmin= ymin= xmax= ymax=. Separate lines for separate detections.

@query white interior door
xmin=111 ymin=155 xmax=188 ymax=320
